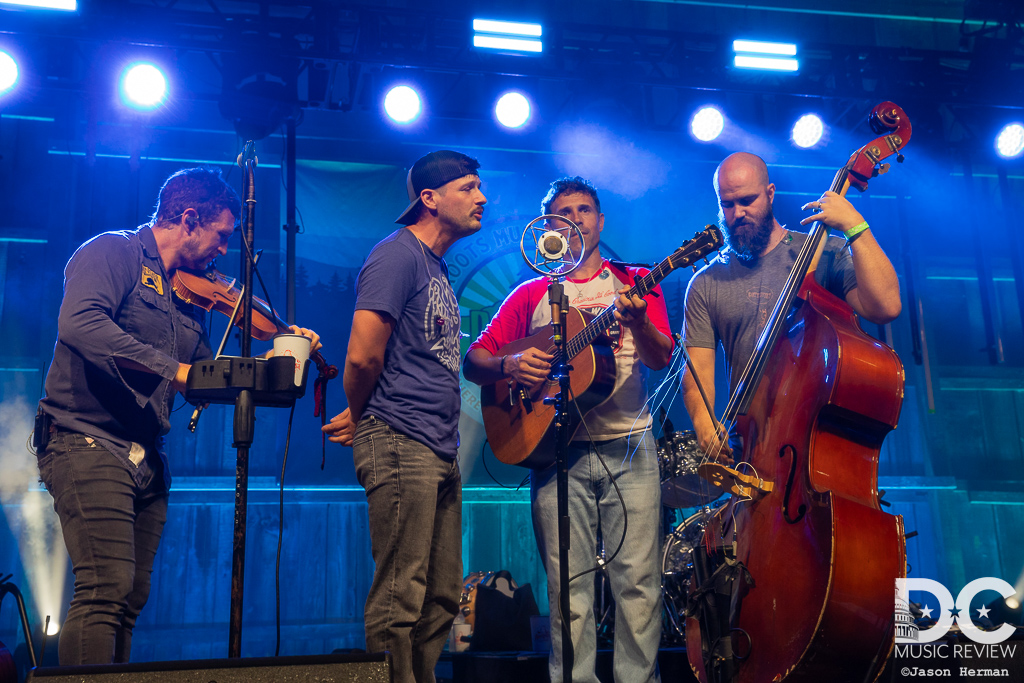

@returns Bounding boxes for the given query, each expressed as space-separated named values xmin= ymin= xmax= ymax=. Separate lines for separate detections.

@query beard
xmin=720 ymin=205 xmax=775 ymax=264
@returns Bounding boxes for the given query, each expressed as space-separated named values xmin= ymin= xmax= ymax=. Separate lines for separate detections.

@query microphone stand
xmin=518 ymin=215 xmax=584 ymax=683
xmin=229 ymin=140 xmax=258 ymax=659
xmin=546 ymin=276 xmax=574 ymax=683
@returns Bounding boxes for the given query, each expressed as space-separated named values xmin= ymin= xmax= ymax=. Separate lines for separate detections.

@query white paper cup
xmin=449 ymin=623 xmax=471 ymax=653
xmin=273 ymin=333 xmax=311 ymax=386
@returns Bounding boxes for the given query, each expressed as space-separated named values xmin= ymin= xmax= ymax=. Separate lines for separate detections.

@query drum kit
xmin=655 ymin=413 xmax=725 ymax=644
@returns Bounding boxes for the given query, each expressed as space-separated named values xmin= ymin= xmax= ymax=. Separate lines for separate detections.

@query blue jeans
xmin=353 ymin=415 xmax=462 ymax=683
xmin=37 ymin=430 xmax=167 ymax=665
xmin=532 ymin=431 xmax=662 ymax=683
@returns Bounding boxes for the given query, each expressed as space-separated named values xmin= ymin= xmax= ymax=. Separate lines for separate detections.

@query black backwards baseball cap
xmin=395 ymin=150 xmax=481 ymax=225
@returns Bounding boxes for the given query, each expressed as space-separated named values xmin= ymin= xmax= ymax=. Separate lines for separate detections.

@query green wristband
xmin=844 ymin=221 xmax=869 ymax=243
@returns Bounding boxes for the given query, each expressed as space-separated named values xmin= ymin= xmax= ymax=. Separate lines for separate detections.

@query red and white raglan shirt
xmin=468 ymin=260 xmax=674 ymax=440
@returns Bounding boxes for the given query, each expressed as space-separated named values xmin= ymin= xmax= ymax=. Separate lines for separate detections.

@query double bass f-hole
xmin=780 ymin=445 xmax=806 ymax=524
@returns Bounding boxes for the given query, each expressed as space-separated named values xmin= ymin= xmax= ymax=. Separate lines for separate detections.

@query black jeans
xmin=37 ymin=431 xmax=168 ymax=665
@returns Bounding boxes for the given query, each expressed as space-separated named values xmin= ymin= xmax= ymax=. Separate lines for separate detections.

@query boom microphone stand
xmin=520 ymin=215 xmax=585 ymax=683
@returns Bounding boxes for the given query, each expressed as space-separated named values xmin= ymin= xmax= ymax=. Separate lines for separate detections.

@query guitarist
xmin=464 ymin=176 xmax=673 ymax=683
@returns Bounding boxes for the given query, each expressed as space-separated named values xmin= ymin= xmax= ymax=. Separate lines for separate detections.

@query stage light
xmin=119 ymin=63 xmax=167 ymax=110
xmin=995 ymin=123 xmax=1024 ymax=159
xmin=0 ymin=50 xmax=18 ymax=94
xmin=792 ymin=114 xmax=824 ymax=148
xmin=473 ymin=18 xmax=543 ymax=54
xmin=0 ymin=0 xmax=76 ymax=9
xmin=495 ymin=92 xmax=530 ymax=128
xmin=690 ymin=107 xmax=724 ymax=142
xmin=46 ymin=619 xmax=60 ymax=636
xmin=384 ymin=85 xmax=421 ymax=124
xmin=733 ymin=39 xmax=799 ymax=72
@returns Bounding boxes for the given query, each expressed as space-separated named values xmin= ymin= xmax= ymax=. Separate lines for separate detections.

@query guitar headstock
xmin=846 ymin=101 xmax=912 ymax=192
xmin=666 ymin=225 xmax=724 ymax=272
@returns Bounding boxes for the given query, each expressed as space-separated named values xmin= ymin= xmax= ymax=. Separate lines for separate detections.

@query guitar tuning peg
xmin=878 ymin=162 xmax=891 ymax=175
xmin=692 ymin=264 xmax=699 ymax=273
xmin=896 ymin=153 xmax=905 ymax=163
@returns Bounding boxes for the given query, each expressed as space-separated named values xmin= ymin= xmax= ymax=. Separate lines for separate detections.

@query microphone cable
xmin=275 ymin=402 xmax=297 ymax=657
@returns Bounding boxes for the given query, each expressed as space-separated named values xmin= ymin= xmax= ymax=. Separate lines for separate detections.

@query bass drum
xmin=662 ymin=505 xmax=723 ymax=643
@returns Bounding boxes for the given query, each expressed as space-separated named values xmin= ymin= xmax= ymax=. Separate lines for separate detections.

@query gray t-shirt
xmin=683 ymin=230 xmax=857 ymax=393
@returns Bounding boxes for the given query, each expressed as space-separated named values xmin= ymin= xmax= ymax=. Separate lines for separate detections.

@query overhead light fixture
xmin=119 ymin=63 xmax=168 ymax=110
xmin=0 ymin=50 xmax=18 ymax=94
xmin=792 ymin=114 xmax=824 ymax=148
xmin=995 ymin=123 xmax=1024 ymax=159
xmin=473 ymin=18 xmax=543 ymax=54
xmin=690 ymin=107 xmax=725 ymax=143
xmin=384 ymin=85 xmax=422 ymax=124
xmin=495 ymin=92 xmax=531 ymax=129
xmin=0 ymin=0 xmax=76 ymax=10
xmin=733 ymin=39 xmax=798 ymax=72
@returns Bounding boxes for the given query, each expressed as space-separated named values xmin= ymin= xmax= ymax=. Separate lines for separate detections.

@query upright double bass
xmin=686 ymin=102 xmax=912 ymax=683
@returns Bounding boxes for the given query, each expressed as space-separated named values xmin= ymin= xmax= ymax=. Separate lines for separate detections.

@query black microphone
xmin=236 ymin=140 xmax=258 ymax=169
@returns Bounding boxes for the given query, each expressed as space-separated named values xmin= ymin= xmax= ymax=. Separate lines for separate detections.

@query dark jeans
xmin=37 ymin=431 xmax=168 ymax=665
xmin=353 ymin=415 xmax=462 ymax=683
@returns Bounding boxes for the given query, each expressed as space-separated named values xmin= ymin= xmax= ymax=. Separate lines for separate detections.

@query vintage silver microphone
xmin=520 ymin=214 xmax=584 ymax=276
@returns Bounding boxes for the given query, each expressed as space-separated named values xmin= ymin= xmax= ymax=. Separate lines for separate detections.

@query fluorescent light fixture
xmin=733 ymin=40 xmax=796 ymax=56
xmin=0 ymin=0 xmax=76 ymax=9
xmin=473 ymin=19 xmax=542 ymax=37
xmin=734 ymin=55 xmax=799 ymax=72
xmin=473 ymin=35 xmax=543 ymax=53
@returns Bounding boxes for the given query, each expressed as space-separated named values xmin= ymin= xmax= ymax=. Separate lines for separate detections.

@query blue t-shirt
xmin=355 ymin=228 xmax=462 ymax=459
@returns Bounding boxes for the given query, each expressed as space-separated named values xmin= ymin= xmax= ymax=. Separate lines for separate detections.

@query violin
xmin=171 ymin=267 xmax=338 ymax=380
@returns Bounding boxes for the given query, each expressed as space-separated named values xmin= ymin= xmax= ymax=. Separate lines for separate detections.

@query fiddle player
xmin=322 ymin=150 xmax=486 ymax=683
xmin=35 ymin=167 xmax=320 ymax=665
xmin=682 ymin=152 xmax=901 ymax=455
xmin=463 ymin=176 xmax=673 ymax=683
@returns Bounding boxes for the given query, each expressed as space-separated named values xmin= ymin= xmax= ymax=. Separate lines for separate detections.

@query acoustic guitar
xmin=480 ymin=225 xmax=723 ymax=469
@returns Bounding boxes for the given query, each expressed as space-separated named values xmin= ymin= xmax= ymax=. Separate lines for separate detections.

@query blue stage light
xmin=384 ymin=85 xmax=422 ymax=124
xmin=733 ymin=39 xmax=798 ymax=72
xmin=495 ymin=92 xmax=530 ymax=128
xmin=120 ymin=63 xmax=167 ymax=109
xmin=0 ymin=50 xmax=18 ymax=94
xmin=473 ymin=18 xmax=543 ymax=54
xmin=690 ymin=107 xmax=724 ymax=142
xmin=792 ymin=114 xmax=824 ymax=148
xmin=996 ymin=123 xmax=1024 ymax=159
xmin=0 ymin=0 xmax=76 ymax=9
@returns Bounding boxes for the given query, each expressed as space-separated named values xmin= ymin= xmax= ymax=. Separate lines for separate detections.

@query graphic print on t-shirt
xmin=569 ymin=269 xmax=623 ymax=353
xmin=425 ymin=274 xmax=461 ymax=374
xmin=576 ymin=303 xmax=624 ymax=353
xmin=747 ymin=284 xmax=775 ymax=332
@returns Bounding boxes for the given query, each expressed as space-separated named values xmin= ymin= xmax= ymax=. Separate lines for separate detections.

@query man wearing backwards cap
xmin=323 ymin=150 xmax=486 ymax=683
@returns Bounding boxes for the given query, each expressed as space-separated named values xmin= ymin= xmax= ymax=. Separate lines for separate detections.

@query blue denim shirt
xmin=40 ymin=226 xmax=212 ymax=487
